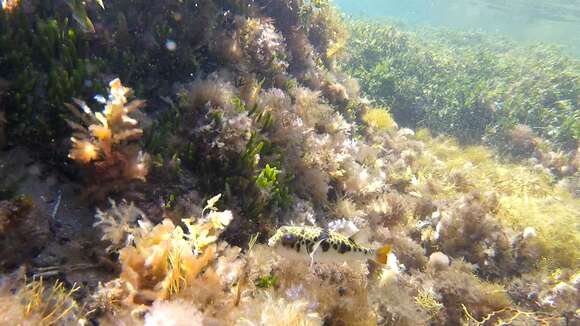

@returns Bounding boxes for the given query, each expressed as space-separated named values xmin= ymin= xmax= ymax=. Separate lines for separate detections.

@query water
xmin=335 ymin=0 xmax=580 ymax=54
xmin=0 ymin=1 xmax=578 ymax=324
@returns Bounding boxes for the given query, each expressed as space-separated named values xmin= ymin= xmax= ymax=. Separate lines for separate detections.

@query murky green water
xmin=335 ymin=0 xmax=580 ymax=54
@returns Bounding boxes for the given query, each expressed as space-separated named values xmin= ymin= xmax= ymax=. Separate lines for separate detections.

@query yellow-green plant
xmin=412 ymin=132 xmax=554 ymax=198
xmin=0 ymin=277 xmax=82 ymax=325
xmin=498 ymin=195 xmax=580 ymax=269
xmin=118 ymin=194 xmax=232 ymax=301
xmin=414 ymin=288 xmax=443 ymax=316
xmin=363 ymin=107 xmax=397 ymax=132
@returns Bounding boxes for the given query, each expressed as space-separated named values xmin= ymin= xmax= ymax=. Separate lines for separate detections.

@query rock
xmin=0 ymin=196 xmax=50 ymax=271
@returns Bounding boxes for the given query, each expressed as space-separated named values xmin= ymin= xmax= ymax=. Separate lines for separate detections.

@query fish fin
xmin=328 ymin=219 xmax=359 ymax=238
xmin=309 ymin=239 xmax=323 ymax=271
xmin=375 ymin=245 xmax=391 ymax=265
xmin=348 ymin=227 xmax=370 ymax=244
xmin=348 ymin=232 xmax=361 ymax=243
xmin=320 ymin=227 xmax=330 ymax=241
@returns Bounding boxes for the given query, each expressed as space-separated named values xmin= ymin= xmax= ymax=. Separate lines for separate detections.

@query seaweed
xmin=362 ymin=107 xmax=397 ymax=133
xmin=0 ymin=7 xmax=99 ymax=150
xmin=0 ymin=273 xmax=84 ymax=325
xmin=66 ymin=78 xmax=150 ymax=200
xmin=343 ymin=20 xmax=580 ymax=150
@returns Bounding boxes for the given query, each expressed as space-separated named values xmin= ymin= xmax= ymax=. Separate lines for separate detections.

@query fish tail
xmin=375 ymin=245 xmax=391 ymax=265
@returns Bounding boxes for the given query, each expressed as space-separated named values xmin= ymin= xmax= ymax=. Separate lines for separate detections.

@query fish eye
xmin=281 ymin=233 xmax=296 ymax=246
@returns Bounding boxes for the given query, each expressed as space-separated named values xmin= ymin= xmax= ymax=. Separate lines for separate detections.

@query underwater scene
xmin=0 ymin=0 xmax=578 ymax=325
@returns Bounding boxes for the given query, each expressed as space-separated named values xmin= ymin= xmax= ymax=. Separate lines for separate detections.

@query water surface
xmin=335 ymin=0 xmax=580 ymax=54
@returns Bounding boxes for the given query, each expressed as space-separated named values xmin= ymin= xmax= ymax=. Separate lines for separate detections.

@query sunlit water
xmin=335 ymin=0 xmax=580 ymax=54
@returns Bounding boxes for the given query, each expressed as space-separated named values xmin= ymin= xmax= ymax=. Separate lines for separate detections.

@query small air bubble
xmin=165 ymin=40 xmax=177 ymax=51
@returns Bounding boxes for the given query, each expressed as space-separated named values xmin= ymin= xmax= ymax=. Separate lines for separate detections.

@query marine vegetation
xmin=0 ymin=6 xmax=98 ymax=152
xmin=66 ymin=78 xmax=150 ymax=200
xmin=0 ymin=0 xmax=578 ymax=325
xmin=0 ymin=272 xmax=84 ymax=325
xmin=343 ymin=20 xmax=580 ymax=152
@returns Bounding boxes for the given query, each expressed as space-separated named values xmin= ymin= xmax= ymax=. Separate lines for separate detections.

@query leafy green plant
xmin=0 ymin=8 xmax=100 ymax=148
xmin=256 ymin=164 xmax=280 ymax=189
xmin=255 ymin=164 xmax=292 ymax=210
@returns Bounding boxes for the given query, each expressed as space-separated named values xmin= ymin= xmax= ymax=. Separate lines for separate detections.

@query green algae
xmin=343 ymin=20 xmax=580 ymax=151
xmin=0 ymin=9 xmax=99 ymax=148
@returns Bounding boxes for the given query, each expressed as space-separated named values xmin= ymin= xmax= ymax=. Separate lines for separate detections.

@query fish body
xmin=268 ymin=226 xmax=390 ymax=266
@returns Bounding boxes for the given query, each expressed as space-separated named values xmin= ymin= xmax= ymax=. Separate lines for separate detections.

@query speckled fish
xmin=268 ymin=226 xmax=391 ymax=266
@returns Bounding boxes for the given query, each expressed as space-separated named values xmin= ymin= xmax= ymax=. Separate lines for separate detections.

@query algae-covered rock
xmin=0 ymin=196 xmax=50 ymax=271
